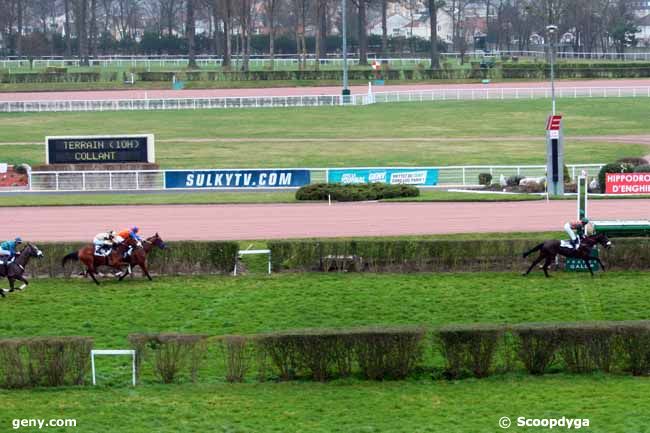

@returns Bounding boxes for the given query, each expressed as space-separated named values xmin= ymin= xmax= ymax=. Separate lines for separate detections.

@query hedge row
xmin=28 ymin=241 xmax=238 ymax=277
xmin=296 ymin=183 xmax=419 ymax=202
xmin=0 ymin=337 xmax=93 ymax=388
xmin=267 ymin=239 xmax=650 ymax=273
xmin=0 ymin=72 xmax=104 ymax=83
xmin=128 ymin=321 xmax=650 ymax=385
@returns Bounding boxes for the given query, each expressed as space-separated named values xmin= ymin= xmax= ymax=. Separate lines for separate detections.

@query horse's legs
xmin=15 ymin=275 xmax=28 ymax=290
xmin=584 ymin=259 xmax=594 ymax=277
xmin=595 ymin=257 xmax=606 ymax=272
xmin=86 ymin=265 xmax=100 ymax=285
xmin=524 ymin=254 xmax=545 ymax=276
xmin=542 ymin=256 xmax=555 ymax=278
xmin=141 ymin=263 xmax=152 ymax=281
xmin=7 ymin=277 xmax=16 ymax=292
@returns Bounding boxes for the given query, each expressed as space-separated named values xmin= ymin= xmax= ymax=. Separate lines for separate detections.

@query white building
xmin=369 ymin=9 xmax=454 ymax=43
xmin=636 ymin=15 xmax=650 ymax=46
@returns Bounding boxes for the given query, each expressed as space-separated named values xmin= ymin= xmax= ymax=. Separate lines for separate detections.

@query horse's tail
xmin=62 ymin=251 xmax=79 ymax=267
xmin=523 ymin=243 xmax=544 ymax=258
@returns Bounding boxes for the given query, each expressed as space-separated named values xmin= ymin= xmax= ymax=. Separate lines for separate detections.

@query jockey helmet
xmin=15 ymin=237 xmax=22 ymax=243
xmin=581 ymin=217 xmax=590 ymax=224
xmin=131 ymin=226 xmax=139 ymax=233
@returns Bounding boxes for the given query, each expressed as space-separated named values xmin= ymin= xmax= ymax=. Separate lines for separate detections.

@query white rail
xmin=27 ymin=164 xmax=604 ymax=192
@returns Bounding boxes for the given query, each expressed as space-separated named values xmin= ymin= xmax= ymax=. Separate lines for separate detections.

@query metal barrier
xmin=28 ymin=164 xmax=604 ymax=192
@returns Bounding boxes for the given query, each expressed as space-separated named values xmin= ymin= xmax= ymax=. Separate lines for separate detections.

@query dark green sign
xmin=565 ymin=249 xmax=600 ymax=272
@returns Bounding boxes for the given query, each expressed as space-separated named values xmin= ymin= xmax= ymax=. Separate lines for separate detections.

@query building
xmin=369 ymin=9 xmax=454 ymax=43
xmin=636 ymin=14 xmax=650 ymax=46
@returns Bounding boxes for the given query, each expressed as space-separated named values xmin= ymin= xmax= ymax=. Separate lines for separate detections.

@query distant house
xmin=369 ymin=9 xmax=454 ymax=43
xmin=636 ymin=15 xmax=650 ymax=46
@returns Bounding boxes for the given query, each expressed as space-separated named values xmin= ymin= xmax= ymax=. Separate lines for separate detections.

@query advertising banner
xmin=46 ymin=134 xmax=154 ymax=164
xmin=165 ymin=169 xmax=310 ymax=189
xmin=605 ymin=172 xmax=650 ymax=194
xmin=327 ymin=168 xmax=439 ymax=186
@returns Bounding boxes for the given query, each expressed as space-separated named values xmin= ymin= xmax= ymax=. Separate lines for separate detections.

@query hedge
xmin=0 ymin=336 xmax=93 ymax=388
xmin=268 ymin=238 xmax=650 ymax=273
xmin=296 ymin=183 xmax=419 ymax=202
xmin=27 ymin=241 xmax=239 ymax=278
xmin=4 ymin=321 xmax=650 ymax=387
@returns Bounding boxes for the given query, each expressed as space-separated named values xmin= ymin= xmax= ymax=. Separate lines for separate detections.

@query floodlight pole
xmin=547 ymin=25 xmax=557 ymax=115
xmin=342 ymin=0 xmax=350 ymax=102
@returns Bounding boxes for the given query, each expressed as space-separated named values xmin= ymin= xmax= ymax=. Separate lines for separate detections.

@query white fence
xmin=3 ymin=51 xmax=650 ymax=69
xmin=2 ymin=86 xmax=649 ymax=113
xmin=28 ymin=164 xmax=604 ymax=192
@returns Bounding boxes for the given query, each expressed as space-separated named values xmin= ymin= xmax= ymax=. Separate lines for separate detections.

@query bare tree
xmin=263 ymin=0 xmax=279 ymax=69
xmin=239 ymin=0 xmax=252 ymax=71
xmin=186 ymin=0 xmax=197 ymax=67
xmin=72 ymin=0 xmax=89 ymax=63
xmin=427 ymin=0 xmax=444 ymax=68
xmin=221 ymin=0 xmax=232 ymax=67
xmin=380 ymin=0 xmax=388 ymax=55
xmin=352 ymin=0 xmax=369 ymax=65
xmin=292 ymin=0 xmax=308 ymax=70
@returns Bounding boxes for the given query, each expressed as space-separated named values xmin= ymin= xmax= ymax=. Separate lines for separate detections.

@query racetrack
xmin=3 ymin=199 xmax=650 ymax=242
xmin=1 ymin=79 xmax=648 ymax=102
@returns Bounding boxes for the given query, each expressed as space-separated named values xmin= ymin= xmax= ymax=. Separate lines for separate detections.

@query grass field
xmin=1 ymin=272 xmax=650 ymax=432
xmin=1 ymin=98 xmax=648 ymax=168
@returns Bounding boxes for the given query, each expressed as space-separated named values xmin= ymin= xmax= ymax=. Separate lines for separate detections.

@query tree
xmin=239 ymin=0 xmax=253 ymax=71
xmin=608 ymin=0 xmax=638 ymax=55
xmin=427 ymin=0 xmax=444 ymax=68
xmin=186 ymin=0 xmax=197 ymax=67
xmin=73 ymin=0 xmax=89 ymax=63
xmin=352 ymin=0 xmax=369 ymax=65
xmin=263 ymin=0 xmax=279 ymax=69
xmin=221 ymin=0 xmax=232 ymax=67
xmin=380 ymin=0 xmax=388 ymax=55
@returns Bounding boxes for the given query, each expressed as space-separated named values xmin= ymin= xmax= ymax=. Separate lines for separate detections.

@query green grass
xmin=2 ymin=272 xmax=649 ymax=432
xmin=1 ymin=98 xmax=648 ymax=168
xmin=2 ymin=272 xmax=649 ymax=346
xmin=2 ymin=376 xmax=648 ymax=433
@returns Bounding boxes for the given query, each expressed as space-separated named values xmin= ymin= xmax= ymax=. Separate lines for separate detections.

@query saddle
xmin=94 ymin=246 xmax=112 ymax=257
xmin=560 ymin=240 xmax=580 ymax=249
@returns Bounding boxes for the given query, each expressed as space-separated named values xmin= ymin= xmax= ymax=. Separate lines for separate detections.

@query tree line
xmin=0 ymin=0 xmax=642 ymax=69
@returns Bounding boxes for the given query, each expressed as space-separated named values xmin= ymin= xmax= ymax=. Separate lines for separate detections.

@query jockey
xmin=93 ymin=230 xmax=122 ymax=256
xmin=0 ymin=237 xmax=22 ymax=262
xmin=564 ymin=217 xmax=590 ymax=248
xmin=117 ymin=226 xmax=142 ymax=256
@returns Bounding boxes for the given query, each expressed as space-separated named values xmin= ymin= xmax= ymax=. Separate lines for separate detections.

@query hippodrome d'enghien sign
xmin=45 ymin=134 xmax=155 ymax=164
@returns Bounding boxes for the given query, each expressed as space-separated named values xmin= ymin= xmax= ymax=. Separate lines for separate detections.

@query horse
xmin=118 ymin=233 xmax=168 ymax=281
xmin=61 ymin=237 xmax=138 ymax=285
xmin=522 ymin=233 xmax=612 ymax=277
xmin=0 ymin=243 xmax=44 ymax=296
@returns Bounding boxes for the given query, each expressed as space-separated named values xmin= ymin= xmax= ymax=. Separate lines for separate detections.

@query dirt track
xmin=1 ymin=79 xmax=648 ymax=102
xmin=3 ymin=200 xmax=650 ymax=242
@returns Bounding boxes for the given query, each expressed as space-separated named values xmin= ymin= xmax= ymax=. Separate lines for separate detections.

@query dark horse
xmin=523 ymin=233 xmax=612 ymax=277
xmin=118 ymin=233 xmax=168 ymax=281
xmin=0 ymin=243 xmax=44 ymax=296
xmin=62 ymin=237 xmax=137 ymax=285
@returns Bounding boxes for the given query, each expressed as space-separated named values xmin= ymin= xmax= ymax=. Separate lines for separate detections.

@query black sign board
xmin=46 ymin=135 xmax=154 ymax=164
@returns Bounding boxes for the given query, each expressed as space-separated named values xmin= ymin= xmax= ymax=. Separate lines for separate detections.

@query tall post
xmin=550 ymin=36 xmax=556 ymax=115
xmin=342 ymin=0 xmax=350 ymax=103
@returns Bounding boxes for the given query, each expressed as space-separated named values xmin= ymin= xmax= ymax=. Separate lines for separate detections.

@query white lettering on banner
xmin=259 ymin=173 xmax=267 ymax=186
xmin=390 ymin=171 xmax=427 ymax=185
xmin=369 ymin=172 xmax=387 ymax=183
xmin=185 ymin=174 xmax=195 ymax=186
xmin=182 ymin=171 xmax=296 ymax=188
xmin=279 ymin=172 xmax=292 ymax=185
xmin=340 ymin=174 xmax=366 ymax=184
xmin=608 ymin=173 xmax=650 ymax=183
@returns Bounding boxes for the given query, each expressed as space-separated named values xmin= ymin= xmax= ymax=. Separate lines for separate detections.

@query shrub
xmin=437 ymin=324 xmax=505 ymax=379
xmin=615 ymin=321 xmax=650 ymax=376
xmin=598 ymin=163 xmax=631 ymax=193
xmin=352 ymin=326 xmax=425 ymax=380
xmin=295 ymin=183 xmax=419 ymax=202
xmin=128 ymin=333 xmax=208 ymax=383
xmin=506 ymin=175 xmax=525 ymax=187
xmin=634 ymin=165 xmax=650 ymax=173
xmin=0 ymin=336 xmax=92 ymax=388
xmin=217 ymin=336 xmax=253 ymax=383
xmin=557 ymin=323 xmax=616 ymax=373
xmin=478 ymin=173 xmax=492 ymax=186
xmin=616 ymin=157 xmax=647 ymax=167
xmin=513 ymin=324 xmax=561 ymax=375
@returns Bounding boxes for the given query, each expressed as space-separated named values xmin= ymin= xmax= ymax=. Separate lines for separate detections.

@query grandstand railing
xmin=27 ymin=164 xmax=604 ymax=192
xmin=2 ymin=86 xmax=649 ymax=113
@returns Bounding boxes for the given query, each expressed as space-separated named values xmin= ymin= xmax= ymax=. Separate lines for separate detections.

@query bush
xmin=437 ymin=324 xmax=505 ymax=378
xmin=128 ymin=333 xmax=208 ymax=383
xmin=616 ymin=157 xmax=647 ymax=167
xmin=598 ymin=163 xmax=631 ymax=193
xmin=634 ymin=164 xmax=650 ymax=173
xmin=478 ymin=173 xmax=492 ymax=186
xmin=0 ymin=336 xmax=92 ymax=388
xmin=506 ymin=175 xmax=525 ymax=187
xmin=295 ymin=183 xmax=419 ymax=202
xmin=217 ymin=336 xmax=253 ymax=383
xmin=513 ymin=324 xmax=561 ymax=375
xmin=557 ymin=323 xmax=616 ymax=373
xmin=615 ymin=321 xmax=650 ymax=376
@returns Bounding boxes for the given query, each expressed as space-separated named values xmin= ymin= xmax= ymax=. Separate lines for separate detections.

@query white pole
xmin=91 ymin=352 xmax=96 ymax=385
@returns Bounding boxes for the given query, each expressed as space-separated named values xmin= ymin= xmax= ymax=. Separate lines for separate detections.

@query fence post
xmin=82 ymin=172 xmax=86 ymax=191
xmin=462 ymin=167 xmax=466 ymax=185
xmin=109 ymin=172 xmax=113 ymax=190
xmin=55 ymin=173 xmax=59 ymax=190
xmin=135 ymin=171 xmax=140 ymax=190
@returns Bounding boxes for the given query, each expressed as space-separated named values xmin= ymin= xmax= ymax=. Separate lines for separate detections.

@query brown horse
xmin=0 ymin=243 xmax=43 ymax=296
xmin=522 ymin=233 xmax=612 ymax=277
xmin=118 ymin=233 xmax=168 ymax=281
xmin=62 ymin=237 xmax=137 ymax=285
